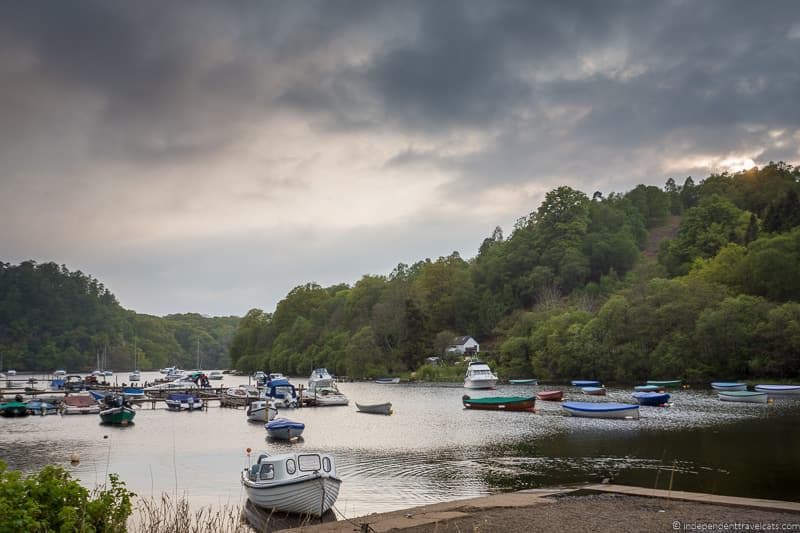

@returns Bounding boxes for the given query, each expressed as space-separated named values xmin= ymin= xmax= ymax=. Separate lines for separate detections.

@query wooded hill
xmin=0 ymin=261 xmax=238 ymax=372
xmin=230 ymin=162 xmax=800 ymax=382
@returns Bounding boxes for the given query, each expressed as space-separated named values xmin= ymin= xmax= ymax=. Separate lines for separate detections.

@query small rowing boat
xmin=266 ymin=418 xmax=305 ymax=440
xmin=462 ymin=395 xmax=535 ymax=411
xmin=646 ymin=380 xmax=682 ymax=389
xmin=581 ymin=387 xmax=606 ymax=396
xmin=718 ymin=391 xmax=768 ymax=404
xmin=536 ymin=390 xmax=563 ymax=402
xmin=355 ymin=402 xmax=393 ymax=415
xmin=562 ymin=402 xmax=639 ymax=419
xmin=634 ymin=385 xmax=663 ymax=392
xmin=374 ymin=377 xmax=400 ymax=384
xmin=508 ymin=379 xmax=538 ymax=385
xmin=632 ymin=392 xmax=671 ymax=406
xmin=711 ymin=382 xmax=747 ymax=391
xmin=754 ymin=384 xmax=800 ymax=396
xmin=571 ymin=380 xmax=601 ymax=387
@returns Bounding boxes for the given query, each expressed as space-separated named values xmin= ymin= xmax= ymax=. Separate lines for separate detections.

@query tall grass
xmin=133 ymin=495 xmax=248 ymax=533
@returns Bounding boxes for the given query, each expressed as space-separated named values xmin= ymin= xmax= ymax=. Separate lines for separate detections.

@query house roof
xmin=451 ymin=336 xmax=475 ymax=345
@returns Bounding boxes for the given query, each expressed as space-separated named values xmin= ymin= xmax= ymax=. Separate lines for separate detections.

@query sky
xmin=2 ymin=1 xmax=799 ymax=317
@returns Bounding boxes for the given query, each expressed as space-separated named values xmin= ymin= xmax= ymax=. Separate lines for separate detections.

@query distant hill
xmin=0 ymin=261 xmax=239 ymax=372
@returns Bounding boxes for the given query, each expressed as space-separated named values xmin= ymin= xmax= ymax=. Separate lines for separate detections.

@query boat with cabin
xmin=165 ymin=393 xmax=204 ymax=411
xmin=562 ymin=402 xmax=640 ymax=419
xmin=306 ymin=383 xmax=349 ymax=406
xmin=355 ymin=402 xmax=393 ymax=415
xmin=719 ymin=390 xmax=769 ymax=404
xmin=462 ymin=395 xmax=535 ymax=411
xmin=463 ymin=361 xmax=498 ymax=389
xmin=266 ymin=418 xmax=305 ymax=440
xmin=54 ymin=369 xmax=67 ymax=377
xmin=265 ymin=378 xmax=299 ymax=408
xmin=208 ymin=370 xmax=224 ymax=380
xmin=308 ymin=368 xmax=336 ymax=390
xmin=221 ymin=384 xmax=260 ymax=407
xmin=241 ymin=452 xmax=341 ymax=516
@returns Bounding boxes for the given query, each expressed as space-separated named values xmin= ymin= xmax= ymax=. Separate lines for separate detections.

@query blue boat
xmin=87 ymin=390 xmax=109 ymax=402
xmin=562 ymin=402 xmax=640 ymax=419
xmin=754 ymin=384 xmax=800 ymax=396
xmin=165 ymin=393 xmax=203 ymax=411
xmin=711 ymin=382 xmax=747 ymax=391
xmin=266 ymin=418 xmax=305 ymax=440
xmin=632 ymin=392 xmax=671 ymax=406
xmin=571 ymin=380 xmax=601 ymax=387
xmin=581 ymin=386 xmax=606 ymax=396
xmin=265 ymin=378 xmax=299 ymax=407
xmin=25 ymin=400 xmax=59 ymax=415
xmin=634 ymin=385 xmax=662 ymax=392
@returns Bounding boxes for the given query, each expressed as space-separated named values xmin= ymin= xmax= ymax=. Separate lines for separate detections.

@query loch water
xmin=1 ymin=373 xmax=799 ymax=519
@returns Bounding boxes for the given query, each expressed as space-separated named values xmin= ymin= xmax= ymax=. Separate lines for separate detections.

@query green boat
xmin=462 ymin=395 xmax=535 ymax=411
xmin=508 ymin=379 xmax=538 ymax=385
xmin=0 ymin=401 xmax=30 ymax=417
xmin=99 ymin=405 xmax=136 ymax=425
xmin=646 ymin=380 xmax=682 ymax=389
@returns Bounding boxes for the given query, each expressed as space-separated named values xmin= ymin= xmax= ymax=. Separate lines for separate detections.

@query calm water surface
xmin=1 ymin=373 xmax=799 ymax=519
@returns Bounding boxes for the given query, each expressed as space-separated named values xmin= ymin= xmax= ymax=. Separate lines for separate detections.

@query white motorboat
xmin=208 ymin=370 xmax=224 ymax=380
xmin=308 ymin=368 xmax=335 ymax=389
xmin=242 ymin=452 xmax=341 ymax=516
xmin=54 ymin=370 xmax=67 ymax=377
xmin=306 ymin=381 xmax=349 ymax=406
xmin=221 ymin=385 xmax=260 ymax=407
xmin=247 ymin=400 xmax=278 ymax=422
xmin=129 ymin=370 xmax=141 ymax=382
xmin=463 ymin=361 xmax=498 ymax=389
xmin=144 ymin=377 xmax=200 ymax=397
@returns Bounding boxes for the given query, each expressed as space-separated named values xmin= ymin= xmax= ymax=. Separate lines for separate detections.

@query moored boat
xmin=711 ymin=382 xmax=747 ymax=391
xmin=166 ymin=393 xmax=204 ymax=411
xmin=462 ymin=395 xmax=535 ymax=411
xmin=129 ymin=370 xmax=141 ymax=382
xmin=508 ymin=379 xmax=538 ymax=385
xmin=632 ymin=392 xmax=671 ymax=406
xmin=208 ymin=370 xmax=224 ymax=380
xmin=718 ymin=391 xmax=769 ymax=404
xmin=247 ymin=400 xmax=278 ymax=422
xmin=265 ymin=379 xmax=299 ymax=408
xmin=62 ymin=393 xmax=101 ymax=415
xmin=374 ymin=377 xmax=400 ymax=384
xmin=0 ymin=396 xmax=29 ymax=417
xmin=571 ymin=380 xmax=601 ymax=387
xmin=266 ymin=418 xmax=305 ymax=440
xmin=308 ymin=368 xmax=335 ymax=389
xmin=99 ymin=395 xmax=136 ymax=425
xmin=581 ymin=386 xmax=607 ymax=396
xmin=536 ymin=390 xmax=563 ymax=402
xmin=754 ymin=384 xmax=800 ymax=396
xmin=355 ymin=402 xmax=393 ymax=415
xmin=562 ymin=402 xmax=640 ymax=419
xmin=463 ymin=361 xmax=498 ymax=389
xmin=307 ymin=385 xmax=349 ymax=406
xmin=242 ymin=452 xmax=341 ymax=516
xmin=646 ymin=379 xmax=682 ymax=389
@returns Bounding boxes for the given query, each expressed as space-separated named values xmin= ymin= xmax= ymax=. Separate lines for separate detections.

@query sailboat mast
xmin=196 ymin=336 xmax=200 ymax=370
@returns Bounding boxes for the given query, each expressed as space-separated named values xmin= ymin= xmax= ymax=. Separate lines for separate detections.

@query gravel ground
xmin=392 ymin=494 xmax=800 ymax=533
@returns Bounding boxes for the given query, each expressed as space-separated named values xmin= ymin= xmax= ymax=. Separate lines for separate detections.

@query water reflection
xmin=0 ymin=373 xmax=798 ymax=519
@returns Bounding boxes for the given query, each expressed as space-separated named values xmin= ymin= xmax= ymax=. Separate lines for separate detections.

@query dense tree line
xmin=0 ymin=261 xmax=239 ymax=372
xmin=231 ymin=162 xmax=800 ymax=382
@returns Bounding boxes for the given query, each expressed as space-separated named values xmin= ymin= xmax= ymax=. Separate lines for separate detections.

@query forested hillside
xmin=231 ymin=162 xmax=800 ymax=382
xmin=0 ymin=262 xmax=239 ymax=372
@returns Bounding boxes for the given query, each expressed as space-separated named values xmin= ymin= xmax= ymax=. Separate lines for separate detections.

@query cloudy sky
xmin=2 ymin=1 xmax=799 ymax=316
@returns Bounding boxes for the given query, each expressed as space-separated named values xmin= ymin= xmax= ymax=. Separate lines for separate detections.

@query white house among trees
xmin=447 ymin=336 xmax=479 ymax=356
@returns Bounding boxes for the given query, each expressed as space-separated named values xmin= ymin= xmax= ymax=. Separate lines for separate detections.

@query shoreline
xmin=285 ymin=484 xmax=800 ymax=532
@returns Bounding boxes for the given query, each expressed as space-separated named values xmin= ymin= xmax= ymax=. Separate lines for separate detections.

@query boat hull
xmin=0 ymin=402 xmax=30 ymax=417
xmin=571 ymin=380 xmax=601 ymax=387
xmin=99 ymin=406 xmax=136 ymax=425
xmin=266 ymin=420 xmax=305 ymax=440
xmin=646 ymin=380 xmax=682 ymax=389
xmin=711 ymin=382 xmax=747 ymax=391
xmin=719 ymin=391 xmax=769 ymax=404
xmin=509 ymin=379 xmax=538 ymax=385
xmin=536 ymin=390 xmax=563 ymax=401
xmin=374 ymin=378 xmax=400 ymax=384
xmin=242 ymin=473 xmax=341 ymax=516
xmin=355 ymin=402 xmax=393 ymax=415
xmin=562 ymin=402 xmax=640 ymax=419
xmin=754 ymin=385 xmax=800 ymax=396
xmin=462 ymin=395 xmax=535 ymax=411
xmin=634 ymin=385 xmax=664 ymax=392
xmin=247 ymin=401 xmax=278 ymax=421
xmin=463 ymin=377 xmax=497 ymax=389
xmin=632 ymin=392 xmax=671 ymax=406
xmin=581 ymin=387 xmax=607 ymax=396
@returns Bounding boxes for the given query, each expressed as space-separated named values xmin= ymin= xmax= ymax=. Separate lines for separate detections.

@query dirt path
xmin=643 ymin=215 xmax=682 ymax=258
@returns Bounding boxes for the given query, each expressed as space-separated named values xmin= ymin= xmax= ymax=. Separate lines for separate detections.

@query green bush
xmin=0 ymin=461 xmax=134 ymax=532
